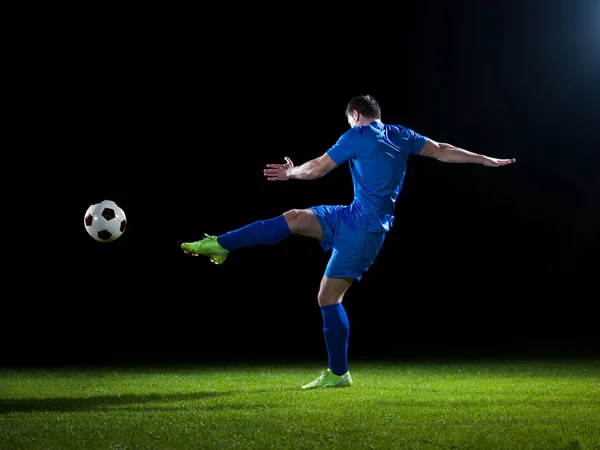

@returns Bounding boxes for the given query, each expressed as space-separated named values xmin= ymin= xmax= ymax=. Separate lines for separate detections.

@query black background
xmin=9 ymin=0 xmax=599 ymax=366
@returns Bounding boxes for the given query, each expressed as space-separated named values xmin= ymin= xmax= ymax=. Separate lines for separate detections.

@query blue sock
xmin=216 ymin=214 xmax=291 ymax=251
xmin=321 ymin=303 xmax=350 ymax=375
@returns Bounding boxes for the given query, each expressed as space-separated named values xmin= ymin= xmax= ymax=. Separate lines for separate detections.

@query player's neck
xmin=357 ymin=117 xmax=380 ymax=126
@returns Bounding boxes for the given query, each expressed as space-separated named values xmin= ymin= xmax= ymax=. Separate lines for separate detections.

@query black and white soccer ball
xmin=84 ymin=200 xmax=127 ymax=242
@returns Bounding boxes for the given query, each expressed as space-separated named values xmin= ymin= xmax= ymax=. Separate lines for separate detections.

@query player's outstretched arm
xmin=264 ymin=153 xmax=338 ymax=181
xmin=419 ymin=139 xmax=515 ymax=167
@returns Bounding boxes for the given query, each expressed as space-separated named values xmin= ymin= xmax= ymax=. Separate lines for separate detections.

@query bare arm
xmin=264 ymin=153 xmax=338 ymax=181
xmin=419 ymin=139 xmax=516 ymax=167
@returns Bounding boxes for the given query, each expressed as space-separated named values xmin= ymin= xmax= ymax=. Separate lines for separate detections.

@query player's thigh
xmin=283 ymin=209 xmax=323 ymax=240
xmin=318 ymin=275 xmax=354 ymax=307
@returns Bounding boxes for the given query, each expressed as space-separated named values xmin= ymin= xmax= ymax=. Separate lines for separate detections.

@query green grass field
xmin=1 ymin=358 xmax=599 ymax=449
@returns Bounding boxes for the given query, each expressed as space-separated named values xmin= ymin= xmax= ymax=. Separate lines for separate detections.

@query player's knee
xmin=283 ymin=209 xmax=301 ymax=231
xmin=283 ymin=209 xmax=314 ymax=236
xmin=317 ymin=277 xmax=353 ymax=307
xmin=317 ymin=290 xmax=337 ymax=307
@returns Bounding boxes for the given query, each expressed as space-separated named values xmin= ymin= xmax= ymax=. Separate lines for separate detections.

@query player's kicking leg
xmin=180 ymin=209 xmax=322 ymax=264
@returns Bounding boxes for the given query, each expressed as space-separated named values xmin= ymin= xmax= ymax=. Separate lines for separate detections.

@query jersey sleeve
xmin=408 ymin=127 xmax=428 ymax=155
xmin=326 ymin=129 xmax=360 ymax=165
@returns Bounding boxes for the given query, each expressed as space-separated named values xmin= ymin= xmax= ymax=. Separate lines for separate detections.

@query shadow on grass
xmin=0 ymin=390 xmax=272 ymax=414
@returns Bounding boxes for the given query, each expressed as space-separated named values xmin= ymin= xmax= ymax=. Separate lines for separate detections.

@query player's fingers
xmin=265 ymin=164 xmax=280 ymax=168
xmin=284 ymin=156 xmax=293 ymax=166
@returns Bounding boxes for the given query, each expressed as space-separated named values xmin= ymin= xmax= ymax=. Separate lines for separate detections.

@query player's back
xmin=355 ymin=122 xmax=414 ymax=186
xmin=327 ymin=121 xmax=427 ymax=232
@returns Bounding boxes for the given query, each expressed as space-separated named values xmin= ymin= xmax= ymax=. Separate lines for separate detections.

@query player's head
xmin=346 ymin=94 xmax=382 ymax=127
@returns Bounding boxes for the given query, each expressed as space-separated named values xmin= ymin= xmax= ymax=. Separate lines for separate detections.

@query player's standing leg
xmin=301 ymin=206 xmax=385 ymax=389
xmin=301 ymin=276 xmax=354 ymax=389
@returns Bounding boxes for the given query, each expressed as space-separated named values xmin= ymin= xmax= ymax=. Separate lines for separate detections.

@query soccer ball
xmin=84 ymin=200 xmax=127 ymax=242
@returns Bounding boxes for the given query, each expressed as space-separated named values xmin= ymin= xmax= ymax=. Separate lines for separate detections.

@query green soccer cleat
xmin=181 ymin=234 xmax=229 ymax=265
xmin=301 ymin=369 xmax=353 ymax=390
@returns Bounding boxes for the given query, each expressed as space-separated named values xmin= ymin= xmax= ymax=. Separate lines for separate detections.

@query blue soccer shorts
xmin=308 ymin=204 xmax=386 ymax=281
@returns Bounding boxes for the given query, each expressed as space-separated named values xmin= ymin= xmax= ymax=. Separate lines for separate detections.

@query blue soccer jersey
xmin=326 ymin=121 xmax=427 ymax=232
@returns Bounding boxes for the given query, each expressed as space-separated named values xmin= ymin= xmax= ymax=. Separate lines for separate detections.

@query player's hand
xmin=264 ymin=156 xmax=294 ymax=181
xmin=483 ymin=157 xmax=516 ymax=167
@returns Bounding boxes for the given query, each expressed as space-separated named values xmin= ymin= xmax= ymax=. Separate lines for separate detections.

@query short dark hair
xmin=345 ymin=94 xmax=381 ymax=120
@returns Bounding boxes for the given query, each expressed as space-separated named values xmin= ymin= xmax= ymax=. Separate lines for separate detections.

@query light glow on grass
xmin=1 ymin=358 xmax=599 ymax=449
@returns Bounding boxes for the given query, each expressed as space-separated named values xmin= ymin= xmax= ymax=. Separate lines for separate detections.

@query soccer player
xmin=181 ymin=94 xmax=516 ymax=389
